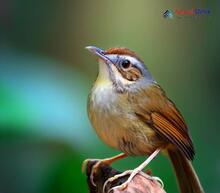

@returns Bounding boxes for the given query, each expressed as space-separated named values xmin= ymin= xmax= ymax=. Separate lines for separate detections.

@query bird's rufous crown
xmin=104 ymin=47 xmax=143 ymax=63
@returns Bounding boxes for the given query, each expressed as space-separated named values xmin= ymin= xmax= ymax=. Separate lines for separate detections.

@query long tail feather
xmin=167 ymin=149 xmax=204 ymax=193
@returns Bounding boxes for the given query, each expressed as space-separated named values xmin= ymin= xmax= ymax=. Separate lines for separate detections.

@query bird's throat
xmin=95 ymin=60 xmax=112 ymax=87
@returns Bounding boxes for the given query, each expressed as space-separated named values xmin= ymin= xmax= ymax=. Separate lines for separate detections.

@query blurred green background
xmin=0 ymin=0 xmax=219 ymax=193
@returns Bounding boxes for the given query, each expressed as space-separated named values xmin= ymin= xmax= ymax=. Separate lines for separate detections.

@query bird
xmin=83 ymin=45 xmax=204 ymax=193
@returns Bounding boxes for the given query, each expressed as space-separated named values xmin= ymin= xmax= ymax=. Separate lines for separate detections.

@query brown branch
xmin=85 ymin=160 xmax=166 ymax=193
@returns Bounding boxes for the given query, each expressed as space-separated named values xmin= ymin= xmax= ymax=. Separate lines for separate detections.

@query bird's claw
xmin=82 ymin=158 xmax=102 ymax=187
xmin=107 ymin=181 xmax=129 ymax=193
xmin=103 ymin=169 xmax=164 ymax=193
xmin=103 ymin=170 xmax=133 ymax=193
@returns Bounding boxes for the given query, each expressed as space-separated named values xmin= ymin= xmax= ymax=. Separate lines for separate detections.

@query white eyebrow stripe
xmin=120 ymin=55 xmax=140 ymax=64
xmin=105 ymin=54 xmax=140 ymax=64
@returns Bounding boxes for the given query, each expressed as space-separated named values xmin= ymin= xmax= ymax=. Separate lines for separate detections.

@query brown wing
xmin=135 ymin=84 xmax=195 ymax=160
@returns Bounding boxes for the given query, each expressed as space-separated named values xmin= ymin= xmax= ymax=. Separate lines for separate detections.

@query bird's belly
xmin=88 ymin=84 xmax=165 ymax=156
xmin=89 ymin=102 xmax=162 ymax=156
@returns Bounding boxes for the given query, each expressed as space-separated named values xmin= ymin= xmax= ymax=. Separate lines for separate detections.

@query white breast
xmin=90 ymin=82 xmax=116 ymax=110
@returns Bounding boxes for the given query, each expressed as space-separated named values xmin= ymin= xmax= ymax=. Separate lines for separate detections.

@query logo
xmin=163 ymin=8 xmax=211 ymax=19
xmin=163 ymin=10 xmax=173 ymax=18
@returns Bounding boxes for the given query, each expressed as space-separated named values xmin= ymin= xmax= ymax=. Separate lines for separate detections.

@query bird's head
xmin=86 ymin=46 xmax=154 ymax=92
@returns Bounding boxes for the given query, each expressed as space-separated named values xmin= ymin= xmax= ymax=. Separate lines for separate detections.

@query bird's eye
xmin=121 ymin=60 xmax=131 ymax=69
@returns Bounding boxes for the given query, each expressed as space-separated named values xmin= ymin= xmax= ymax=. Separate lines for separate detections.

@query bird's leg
xmin=82 ymin=153 xmax=127 ymax=186
xmin=104 ymin=148 xmax=161 ymax=193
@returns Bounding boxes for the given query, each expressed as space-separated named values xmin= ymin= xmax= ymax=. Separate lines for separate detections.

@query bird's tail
xmin=167 ymin=149 xmax=204 ymax=193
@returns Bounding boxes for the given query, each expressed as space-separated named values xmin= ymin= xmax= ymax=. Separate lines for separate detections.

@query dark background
xmin=0 ymin=0 xmax=219 ymax=193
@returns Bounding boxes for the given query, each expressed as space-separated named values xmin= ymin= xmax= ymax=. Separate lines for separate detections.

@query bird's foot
xmin=82 ymin=153 xmax=127 ymax=187
xmin=104 ymin=169 xmax=164 ymax=193
xmin=82 ymin=158 xmax=108 ymax=186
xmin=103 ymin=170 xmax=132 ymax=193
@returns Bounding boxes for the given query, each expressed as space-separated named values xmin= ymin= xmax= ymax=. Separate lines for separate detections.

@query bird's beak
xmin=85 ymin=46 xmax=113 ymax=64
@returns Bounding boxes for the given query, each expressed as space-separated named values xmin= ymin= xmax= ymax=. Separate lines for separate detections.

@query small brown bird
xmin=84 ymin=46 xmax=204 ymax=193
